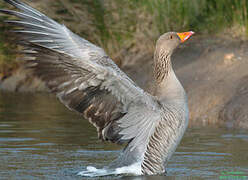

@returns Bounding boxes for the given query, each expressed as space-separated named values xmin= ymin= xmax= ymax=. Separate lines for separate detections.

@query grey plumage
xmin=0 ymin=0 xmax=192 ymax=175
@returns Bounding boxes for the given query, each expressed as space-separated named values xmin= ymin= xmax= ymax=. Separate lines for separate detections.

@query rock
xmin=0 ymin=67 xmax=47 ymax=92
xmin=219 ymin=76 xmax=248 ymax=129
xmin=175 ymin=36 xmax=248 ymax=129
xmin=123 ymin=36 xmax=248 ymax=129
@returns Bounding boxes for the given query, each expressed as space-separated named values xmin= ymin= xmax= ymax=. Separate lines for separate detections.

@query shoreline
xmin=1 ymin=35 xmax=248 ymax=130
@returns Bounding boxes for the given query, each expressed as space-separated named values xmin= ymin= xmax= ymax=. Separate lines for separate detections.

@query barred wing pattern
xmin=1 ymin=0 xmax=162 ymax=151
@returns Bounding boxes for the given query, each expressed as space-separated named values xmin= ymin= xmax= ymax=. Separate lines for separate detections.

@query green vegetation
xmin=0 ymin=23 xmax=18 ymax=77
xmin=0 ymin=3 xmax=18 ymax=79
xmin=132 ymin=0 xmax=248 ymax=33
xmin=1 ymin=0 xmax=248 ymax=77
xmin=35 ymin=0 xmax=248 ymax=55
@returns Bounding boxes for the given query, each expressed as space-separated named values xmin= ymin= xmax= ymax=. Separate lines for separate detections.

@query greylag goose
xmin=0 ymin=0 xmax=194 ymax=176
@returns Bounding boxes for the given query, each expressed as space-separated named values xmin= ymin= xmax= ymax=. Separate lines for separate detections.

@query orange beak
xmin=177 ymin=31 xmax=195 ymax=43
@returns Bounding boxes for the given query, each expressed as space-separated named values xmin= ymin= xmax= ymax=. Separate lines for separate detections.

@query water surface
xmin=0 ymin=92 xmax=247 ymax=179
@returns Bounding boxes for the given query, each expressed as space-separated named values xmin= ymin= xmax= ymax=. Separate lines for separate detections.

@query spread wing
xmin=0 ymin=0 xmax=162 ymax=148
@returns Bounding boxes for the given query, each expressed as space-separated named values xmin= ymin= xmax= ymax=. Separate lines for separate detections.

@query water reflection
xmin=0 ymin=92 xmax=248 ymax=179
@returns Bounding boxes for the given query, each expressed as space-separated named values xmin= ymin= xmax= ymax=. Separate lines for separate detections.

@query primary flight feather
xmin=0 ymin=0 xmax=194 ymax=175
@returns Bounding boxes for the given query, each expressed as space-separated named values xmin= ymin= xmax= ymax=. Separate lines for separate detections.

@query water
xmin=0 ymin=92 xmax=248 ymax=179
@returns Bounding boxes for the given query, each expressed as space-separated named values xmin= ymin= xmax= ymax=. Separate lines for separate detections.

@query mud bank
xmin=1 ymin=36 xmax=248 ymax=129
xmin=123 ymin=35 xmax=248 ymax=129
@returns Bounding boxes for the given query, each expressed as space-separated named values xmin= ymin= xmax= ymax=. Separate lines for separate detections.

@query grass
xmin=127 ymin=0 xmax=248 ymax=34
xmin=57 ymin=0 xmax=248 ymax=54
xmin=0 ymin=11 xmax=18 ymax=79
xmin=1 ymin=0 xmax=248 ymax=74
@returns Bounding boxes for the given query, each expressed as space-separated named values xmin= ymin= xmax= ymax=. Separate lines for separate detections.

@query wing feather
xmin=1 ymin=0 xmax=162 ymax=151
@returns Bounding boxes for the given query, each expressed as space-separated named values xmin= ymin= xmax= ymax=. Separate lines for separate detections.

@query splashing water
xmin=77 ymin=163 xmax=142 ymax=177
